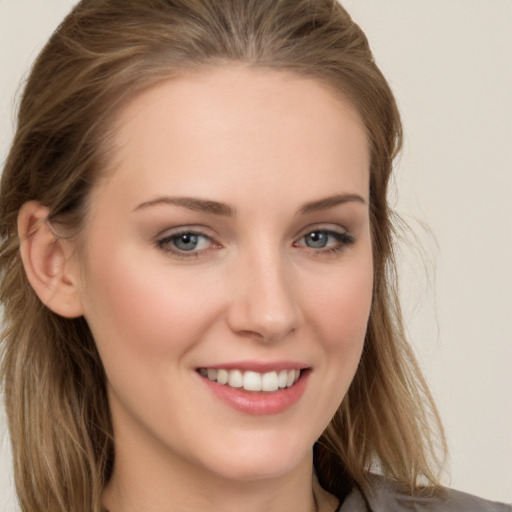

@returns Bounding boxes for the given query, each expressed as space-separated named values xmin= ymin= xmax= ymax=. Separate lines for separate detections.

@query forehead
xmin=96 ymin=66 xmax=370 ymax=210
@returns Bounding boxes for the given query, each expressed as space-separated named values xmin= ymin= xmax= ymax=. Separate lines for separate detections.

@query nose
xmin=226 ymin=249 xmax=303 ymax=343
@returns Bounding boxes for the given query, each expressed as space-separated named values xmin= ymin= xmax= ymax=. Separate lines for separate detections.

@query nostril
xmin=225 ymin=263 xmax=303 ymax=342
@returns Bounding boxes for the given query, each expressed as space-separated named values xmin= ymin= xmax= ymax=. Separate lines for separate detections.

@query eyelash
xmin=293 ymin=230 xmax=355 ymax=257
xmin=155 ymin=228 xmax=355 ymax=260
xmin=156 ymin=229 xmax=215 ymax=260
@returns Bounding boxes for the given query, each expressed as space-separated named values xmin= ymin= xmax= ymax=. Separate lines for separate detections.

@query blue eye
xmin=157 ymin=230 xmax=213 ymax=255
xmin=173 ymin=233 xmax=200 ymax=251
xmin=304 ymin=231 xmax=330 ymax=248
xmin=297 ymin=229 xmax=354 ymax=254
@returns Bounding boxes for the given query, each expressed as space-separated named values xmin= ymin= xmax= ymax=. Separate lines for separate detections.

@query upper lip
xmin=196 ymin=360 xmax=310 ymax=373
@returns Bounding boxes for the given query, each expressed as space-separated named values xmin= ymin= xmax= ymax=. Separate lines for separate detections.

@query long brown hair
xmin=0 ymin=1 xmax=446 ymax=510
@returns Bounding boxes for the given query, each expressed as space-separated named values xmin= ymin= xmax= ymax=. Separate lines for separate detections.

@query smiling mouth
xmin=198 ymin=368 xmax=302 ymax=392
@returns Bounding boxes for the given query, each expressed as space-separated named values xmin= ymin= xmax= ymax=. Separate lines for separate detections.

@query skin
xmin=68 ymin=67 xmax=373 ymax=512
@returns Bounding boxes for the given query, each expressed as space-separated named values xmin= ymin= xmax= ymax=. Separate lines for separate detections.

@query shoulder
xmin=338 ymin=475 xmax=511 ymax=512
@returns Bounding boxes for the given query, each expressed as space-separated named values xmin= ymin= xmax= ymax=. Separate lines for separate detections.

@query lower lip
xmin=200 ymin=371 xmax=310 ymax=416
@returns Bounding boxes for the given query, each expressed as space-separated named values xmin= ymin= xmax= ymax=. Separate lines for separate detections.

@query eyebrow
xmin=134 ymin=196 xmax=235 ymax=216
xmin=297 ymin=193 xmax=366 ymax=214
xmin=134 ymin=193 xmax=366 ymax=217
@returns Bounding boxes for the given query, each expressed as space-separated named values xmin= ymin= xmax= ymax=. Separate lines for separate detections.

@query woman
xmin=0 ymin=1 xmax=509 ymax=511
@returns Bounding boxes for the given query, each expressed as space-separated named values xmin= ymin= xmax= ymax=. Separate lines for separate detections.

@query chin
xmin=197 ymin=434 xmax=313 ymax=483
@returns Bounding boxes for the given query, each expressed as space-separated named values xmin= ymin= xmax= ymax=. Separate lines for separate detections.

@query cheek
xmin=297 ymin=257 xmax=373 ymax=434
xmin=304 ymin=257 xmax=373 ymax=353
xmin=80 ymin=246 xmax=222 ymax=362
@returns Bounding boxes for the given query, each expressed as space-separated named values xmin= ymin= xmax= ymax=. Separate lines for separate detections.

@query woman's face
xmin=75 ymin=67 xmax=373 ymax=484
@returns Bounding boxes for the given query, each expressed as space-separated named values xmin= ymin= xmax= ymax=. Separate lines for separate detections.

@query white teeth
xmin=278 ymin=369 xmax=288 ymax=388
xmin=217 ymin=369 xmax=229 ymax=385
xmin=228 ymin=369 xmax=243 ymax=388
xmin=243 ymin=371 xmax=262 ymax=391
xmin=261 ymin=371 xmax=279 ymax=392
xmin=200 ymin=368 xmax=302 ymax=392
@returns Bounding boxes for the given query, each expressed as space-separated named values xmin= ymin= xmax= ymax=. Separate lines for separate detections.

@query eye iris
xmin=305 ymin=231 xmax=328 ymax=248
xmin=173 ymin=233 xmax=198 ymax=251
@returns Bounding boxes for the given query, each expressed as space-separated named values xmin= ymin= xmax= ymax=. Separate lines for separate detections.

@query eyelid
xmin=154 ymin=223 xmax=214 ymax=238
xmin=292 ymin=225 xmax=355 ymax=255
xmin=155 ymin=226 xmax=222 ymax=259
xmin=293 ymin=223 xmax=350 ymax=241
xmin=153 ymin=223 xmax=354 ymax=260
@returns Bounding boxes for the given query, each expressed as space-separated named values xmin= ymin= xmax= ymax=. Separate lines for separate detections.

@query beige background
xmin=1 ymin=0 xmax=511 ymax=509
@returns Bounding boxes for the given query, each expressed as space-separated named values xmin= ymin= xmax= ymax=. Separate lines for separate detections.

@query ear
xmin=18 ymin=201 xmax=84 ymax=318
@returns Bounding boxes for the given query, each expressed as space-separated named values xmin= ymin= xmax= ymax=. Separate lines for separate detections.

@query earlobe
xmin=17 ymin=201 xmax=84 ymax=318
